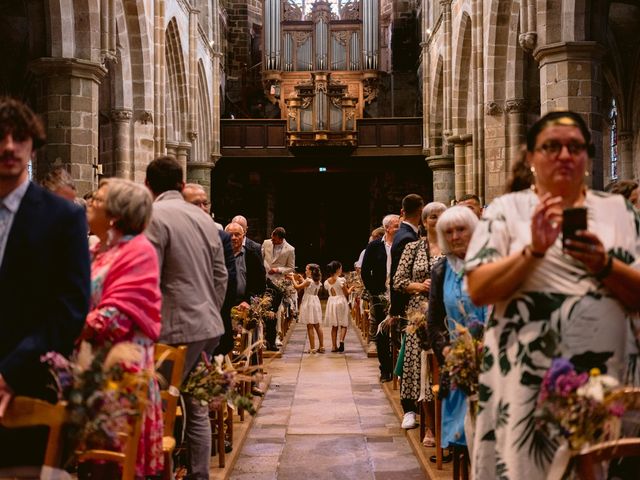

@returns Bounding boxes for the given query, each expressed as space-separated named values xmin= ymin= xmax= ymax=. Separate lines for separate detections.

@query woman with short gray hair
xmin=81 ymin=178 xmax=163 ymax=477
xmin=428 ymin=206 xmax=487 ymax=463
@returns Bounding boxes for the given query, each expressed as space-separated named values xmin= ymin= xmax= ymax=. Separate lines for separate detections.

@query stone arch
xmin=165 ymin=17 xmax=189 ymax=143
xmin=48 ymin=0 xmax=75 ymax=57
xmin=485 ymin=0 xmax=514 ymax=104
xmin=452 ymin=11 xmax=472 ymax=134
xmin=195 ymin=59 xmax=212 ymax=163
xmin=430 ymin=56 xmax=444 ymax=155
xmin=73 ymin=0 xmax=101 ymax=61
xmin=123 ymin=0 xmax=154 ymax=112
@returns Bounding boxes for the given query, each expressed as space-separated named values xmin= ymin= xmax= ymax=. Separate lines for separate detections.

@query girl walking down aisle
xmin=290 ymin=264 xmax=325 ymax=353
xmin=324 ymin=261 xmax=353 ymax=353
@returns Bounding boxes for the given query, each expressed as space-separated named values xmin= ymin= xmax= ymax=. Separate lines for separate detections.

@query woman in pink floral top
xmin=82 ymin=178 xmax=163 ymax=478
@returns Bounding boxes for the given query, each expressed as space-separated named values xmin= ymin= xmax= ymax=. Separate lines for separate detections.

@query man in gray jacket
xmin=145 ymin=156 xmax=227 ymax=480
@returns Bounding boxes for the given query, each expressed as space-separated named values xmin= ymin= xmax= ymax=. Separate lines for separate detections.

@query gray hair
xmin=421 ymin=202 xmax=447 ymax=222
xmin=41 ymin=167 xmax=75 ymax=193
xmin=231 ymin=215 xmax=248 ymax=233
xmin=102 ymin=178 xmax=153 ymax=235
xmin=435 ymin=206 xmax=479 ymax=254
xmin=382 ymin=214 xmax=399 ymax=229
xmin=184 ymin=182 xmax=205 ymax=192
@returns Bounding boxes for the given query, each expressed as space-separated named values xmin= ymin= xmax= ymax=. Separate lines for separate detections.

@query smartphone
xmin=562 ymin=207 xmax=587 ymax=248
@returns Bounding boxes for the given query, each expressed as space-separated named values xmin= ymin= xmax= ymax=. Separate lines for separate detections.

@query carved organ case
xmin=262 ymin=0 xmax=380 ymax=147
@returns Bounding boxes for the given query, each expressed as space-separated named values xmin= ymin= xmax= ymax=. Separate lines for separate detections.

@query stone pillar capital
xmin=187 ymin=161 xmax=216 ymax=171
xmin=533 ymin=41 xmax=606 ymax=66
xmin=485 ymin=101 xmax=503 ymax=116
xmin=29 ymin=57 xmax=107 ymax=83
xmin=426 ymin=154 xmax=454 ymax=171
xmin=505 ymin=98 xmax=528 ymax=114
xmin=439 ymin=0 xmax=452 ymax=7
xmin=111 ymin=109 xmax=133 ymax=123
xmin=188 ymin=131 xmax=198 ymax=141
xmin=518 ymin=32 xmax=537 ymax=53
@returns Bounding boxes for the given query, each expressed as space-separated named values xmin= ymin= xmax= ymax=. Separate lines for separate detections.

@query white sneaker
xmin=401 ymin=411 xmax=418 ymax=429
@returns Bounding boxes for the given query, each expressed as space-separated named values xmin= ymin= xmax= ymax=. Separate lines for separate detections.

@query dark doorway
xmin=274 ymin=171 xmax=370 ymax=273
xmin=211 ymin=155 xmax=433 ymax=273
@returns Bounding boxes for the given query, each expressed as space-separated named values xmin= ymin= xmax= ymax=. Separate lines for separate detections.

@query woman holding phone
xmin=465 ymin=111 xmax=640 ymax=480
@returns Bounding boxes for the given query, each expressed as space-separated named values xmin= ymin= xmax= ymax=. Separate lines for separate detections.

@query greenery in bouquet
xmin=534 ymin=357 xmax=624 ymax=451
xmin=231 ymin=294 xmax=275 ymax=331
xmin=344 ymin=271 xmax=365 ymax=297
xmin=404 ymin=303 xmax=429 ymax=349
xmin=182 ymin=353 xmax=256 ymax=415
xmin=41 ymin=341 xmax=148 ymax=454
xmin=442 ymin=320 xmax=485 ymax=401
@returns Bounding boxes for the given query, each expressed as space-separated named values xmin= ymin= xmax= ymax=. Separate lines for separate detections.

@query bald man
xmin=231 ymin=214 xmax=261 ymax=256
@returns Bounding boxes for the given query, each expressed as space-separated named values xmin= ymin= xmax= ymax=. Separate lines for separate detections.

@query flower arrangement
xmin=442 ymin=320 xmax=485 ymax=401
xmin=41 ymin=342 xmax=148 ymax=453
xmin=345 ymin=271 xmax=365 ymax=297
xmin=181 ymin=353 xmax=256 ymax=415
xmin=231 ymin=294 xmax=276 ymax=331
xmin=534 ymin=357 xmax=624 ymax=451
xmin=271 ymin=277 xmax=298 ymax=321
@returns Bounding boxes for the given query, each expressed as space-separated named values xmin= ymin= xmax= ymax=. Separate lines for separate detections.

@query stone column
xmin=445 ymin=134 xmax=466 ymax=200
xmin=427 ymin=155 xmax=455 ymax=205
xmin=30 ymin=57 xmax=107 ymax=195
xmin=441 ymin=0 xmax=452 ymax=136
xmin=505 ymin=98 xmax=527 ymax=173
xmin=534 ymin=41 xmax=606 ymax=188
xmin=176 ymin=142 xmax=191 ymax=178
xmin=464 ymin=134 xmax=474 ymax=194
xmin=111 ymin=109 xmax=133 ymax=179
xmin=154 ymin=0 xmax=166 ymax=155
xmin=618 ymin=131 xmax=634 ymax=180
xmin=187 ymin=162 xmax=216 ymax=196
xmin=188 ymin=7 xmax=199 ymax=150
xmin=165 ymin=141 xmax=178 ymax=161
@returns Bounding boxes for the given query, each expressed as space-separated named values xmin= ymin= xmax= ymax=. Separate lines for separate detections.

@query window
xmin=609 ymin=99 xmax=618 ymax=181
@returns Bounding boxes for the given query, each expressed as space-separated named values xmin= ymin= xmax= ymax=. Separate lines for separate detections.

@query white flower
xmin=577 ymin=374 xmax=619 ymax=402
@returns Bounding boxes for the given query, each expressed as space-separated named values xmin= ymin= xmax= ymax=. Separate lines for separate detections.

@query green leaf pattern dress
xmin=464 ymin=189 xmax=640 ymax=480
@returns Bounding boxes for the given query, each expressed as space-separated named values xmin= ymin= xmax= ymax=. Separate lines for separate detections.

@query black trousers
xmin=370 ymin=295 xmax=393 ymax=376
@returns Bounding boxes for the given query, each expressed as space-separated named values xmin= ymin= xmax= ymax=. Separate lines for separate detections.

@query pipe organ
xmin=263 ymin=0 xmax=380 ymax=147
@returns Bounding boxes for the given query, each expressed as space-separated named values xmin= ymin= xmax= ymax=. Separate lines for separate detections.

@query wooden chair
xmin=575 ymin=387 xmax=640 ymax=479
xmin=76 ymin=378 xmax=148 ymax=480
xmin=575 ymin=438 xmax=640 ymax=479
xmin=428 ymin=352 xmax=444 ymax=470
xmin=154 ymin=343 xmax=188 ymax=480
xmin=0 ymin=396 xmax=68 ymax=468
xmin=210 ymin=402 xmax=227 ymax=468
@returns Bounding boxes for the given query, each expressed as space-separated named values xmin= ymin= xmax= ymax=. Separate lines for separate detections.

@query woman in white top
xmin=324 ymin=260 xmax=353 ymax=352
xmin=291 ymin=264 xmax=325 ymax=353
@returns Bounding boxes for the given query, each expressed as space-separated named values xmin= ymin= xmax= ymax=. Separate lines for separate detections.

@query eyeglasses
xmin=90 ymin=195 xmax=105 ymax=205
xmin=535 ymin=141 xmax=588 ymax=156
xmin=192 ymin=200 xmax=211 ymax=207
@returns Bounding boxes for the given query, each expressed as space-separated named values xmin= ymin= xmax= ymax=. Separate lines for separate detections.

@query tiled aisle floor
xmin=229 ymin=323 xmax=425 ymax=480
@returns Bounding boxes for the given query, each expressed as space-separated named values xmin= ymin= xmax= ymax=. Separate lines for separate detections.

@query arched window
xmin=609 ymin=99 xmax=618 ymax=180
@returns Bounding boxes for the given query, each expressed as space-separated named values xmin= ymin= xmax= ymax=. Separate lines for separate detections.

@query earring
xmin=530 ymin=166 xmax=536 ymax=176
xmin=584 ymin=170 xmax=590 ymax=177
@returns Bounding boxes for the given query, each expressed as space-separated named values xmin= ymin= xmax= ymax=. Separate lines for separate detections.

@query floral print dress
xmin=393 ymin=238 xmax=442 ymax=404
xmin=465 ymin=189 xmax=640 ymax=480
xmin=79 ymin=237 xmax=164 ymax=478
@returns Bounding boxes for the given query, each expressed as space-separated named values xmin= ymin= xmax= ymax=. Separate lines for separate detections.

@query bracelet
xmin=522 ymin=245 xmax=545 ymax=259
xmin=594 ymin=254 xmax=613 ymax=281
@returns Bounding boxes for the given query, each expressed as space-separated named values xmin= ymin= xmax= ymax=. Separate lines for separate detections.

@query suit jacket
xmin=389 ymin=222 xmax=419 ymax=316
xmin=236 ymin=246 xmax=266 ymax=304
xmin=244 ymin=237 xmax=262 ymax=257
xmin=145 ymin=191 xmax=228 ymax=344
xmin=0 ymin=183 xmax=90 ymax=396
xmin=361 ymin=238 xmax=388 ymax=296
xmin=262 ymin=239 xmax=295 ymax=281
xmin=427 ymin=257 xmax=448 ymax=366
xmin=214 ymin=230 xmax=237 ymax=355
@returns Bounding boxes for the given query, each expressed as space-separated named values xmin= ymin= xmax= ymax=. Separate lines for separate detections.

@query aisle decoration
xmin=535 ymin=357 xmax=626 ymax=479
xmin=271 ymin=276 xmax=298 ymax=322
xmin=181 ymin=353 xmax=257 ymax=415
xmin=442 ymin=320 xmax=485 ymax=406
xmin=344 ymin=271 xmax=365 ymax=297
xmin=404 ymin=302 xmax=429 ymax=348
xmin=42 ymin=341 xmax=149 ymax=454
xmin=231 ymin=294 xmax=275 ymax=331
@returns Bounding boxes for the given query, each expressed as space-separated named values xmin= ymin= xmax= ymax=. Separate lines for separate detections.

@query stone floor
xmin=228 ymin=323 xmax=425 ymax=480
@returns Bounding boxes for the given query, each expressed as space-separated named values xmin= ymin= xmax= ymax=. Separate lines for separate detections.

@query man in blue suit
xmin=361 ymin=214 xmax=400 ymax=382
xmin=0 ymin=98 xmax=91 ymax=465
xmin=389 ymin=194 xmax=424 ymax=318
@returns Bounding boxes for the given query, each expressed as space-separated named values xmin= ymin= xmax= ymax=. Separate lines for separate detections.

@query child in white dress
xmin=291 ymin=264 xmax=325 ymax=353
xmin=324 ymin=260 xmax=353 ymax=353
